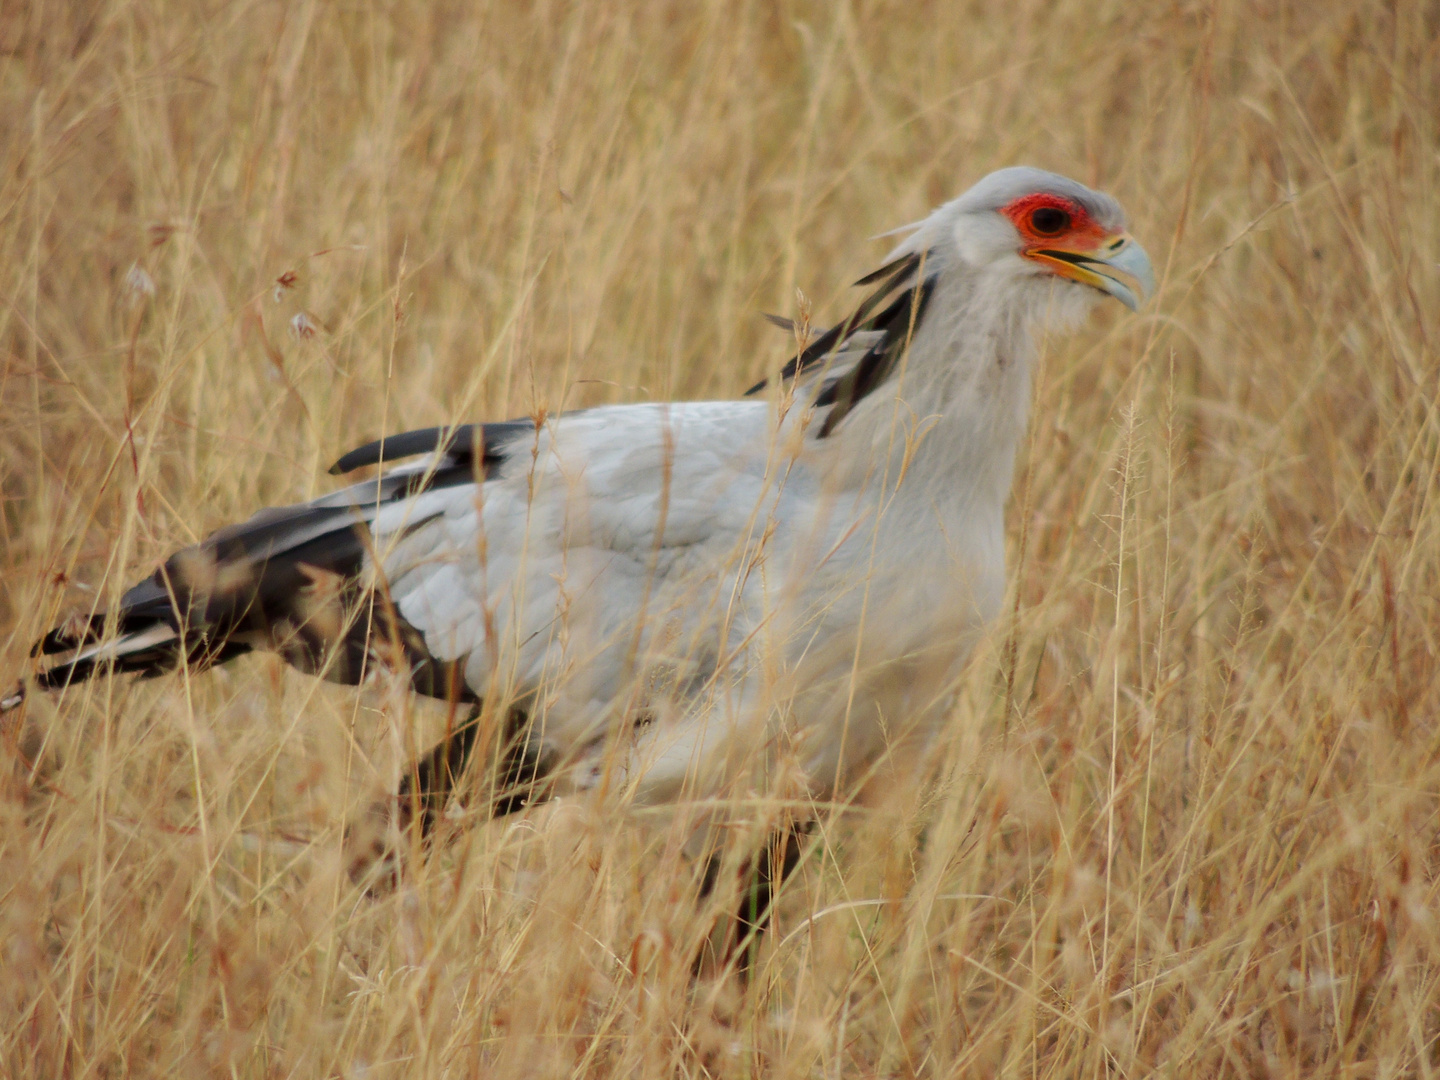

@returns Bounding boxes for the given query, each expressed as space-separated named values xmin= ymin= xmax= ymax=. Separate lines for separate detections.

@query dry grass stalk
xmin=1 ymin=0 xmax=1437 ymax=1076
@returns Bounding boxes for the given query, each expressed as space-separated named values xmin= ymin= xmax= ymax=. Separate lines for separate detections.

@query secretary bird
xmin=18 ymin=166 xmax=1152 ymax=970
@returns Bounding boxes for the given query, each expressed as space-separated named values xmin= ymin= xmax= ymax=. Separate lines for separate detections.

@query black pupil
xmin=1031 ymin=207 xmax=1069 ymax=235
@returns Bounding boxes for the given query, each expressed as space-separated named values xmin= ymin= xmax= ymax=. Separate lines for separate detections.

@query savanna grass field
xmin=2 ymin=1 xmax=1439 ymax=1076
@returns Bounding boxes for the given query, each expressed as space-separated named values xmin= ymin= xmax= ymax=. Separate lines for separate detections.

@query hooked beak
xmin=1027 ymin=233 xmax=1156 ymax=311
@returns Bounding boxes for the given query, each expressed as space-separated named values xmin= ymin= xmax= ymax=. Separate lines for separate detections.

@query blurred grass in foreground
xmin=2 ymin=0 xmax=1438 ymax=1075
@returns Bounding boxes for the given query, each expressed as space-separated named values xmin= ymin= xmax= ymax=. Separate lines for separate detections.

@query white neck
xmin=814 ymin=258 xmax=1084 ymax=520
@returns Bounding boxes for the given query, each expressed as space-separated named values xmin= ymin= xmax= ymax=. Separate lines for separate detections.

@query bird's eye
xmin=1029 ymin=206 xmax=1070 ymax=236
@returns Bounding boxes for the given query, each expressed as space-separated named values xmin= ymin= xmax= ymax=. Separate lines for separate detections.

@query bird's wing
xmin=746 ymin=251 xmax=939 ymax=434
xmin=37 ymin=267 xmax=924 ymax=705
xmin=33 ymin=401 xmax=784 ymax=714
xmin=366 ymin=401 xmax=783 ymax=723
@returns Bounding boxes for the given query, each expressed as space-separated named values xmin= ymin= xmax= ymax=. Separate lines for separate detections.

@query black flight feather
xmin=31 ymin=428 xmax=522 ymax=695
xmin=329 ymin=419 xmax=532 ymax=476
xmin=35 ymin=418 xmax=539 ymax=692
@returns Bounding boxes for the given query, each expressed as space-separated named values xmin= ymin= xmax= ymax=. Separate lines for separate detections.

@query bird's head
xmin=899 ymin=166 xmax=1155 ymax=322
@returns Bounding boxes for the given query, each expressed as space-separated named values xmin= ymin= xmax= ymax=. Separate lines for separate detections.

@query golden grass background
xmin=2 ymin=0 xmax=1438 ymax=1075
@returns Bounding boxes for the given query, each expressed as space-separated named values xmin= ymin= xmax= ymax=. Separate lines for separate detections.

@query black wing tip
xmin=327 ymin=429 xmax=434 ymax=475
xmin=329 ymin=436 xmax=391 ymax=475
xmin=32 ymin=655 xmax=120 ymax=692
xmin=32 ymin=622 xmax=98 ymax=657
xmin=31 ymin=657 xmax=88 ymax=692
xmin=31 ymin=667 xmax=66 ymax=693
xmin=330 ymin=419 xmax=538 ymax=476
xmin=329 ymin=423 xmax=481 ymax=475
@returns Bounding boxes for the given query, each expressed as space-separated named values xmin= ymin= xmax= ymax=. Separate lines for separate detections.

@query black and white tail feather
xmin=27 ymin=421 xmax=535 ymax=698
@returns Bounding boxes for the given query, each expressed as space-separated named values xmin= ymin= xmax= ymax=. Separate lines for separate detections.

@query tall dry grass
xmin=2 ymin=0 xmax=1438 ymax=1075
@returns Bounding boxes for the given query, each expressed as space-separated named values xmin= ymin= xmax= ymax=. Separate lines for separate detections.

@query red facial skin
xmin=999 ymin=193 xmax=1112 ymax=252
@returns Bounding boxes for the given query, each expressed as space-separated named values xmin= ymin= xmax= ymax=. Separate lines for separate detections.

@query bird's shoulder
xmin=332 ymin=400 xmax=770 ymax=483
xmin=351 ymin=399 xmax=780 ymax=556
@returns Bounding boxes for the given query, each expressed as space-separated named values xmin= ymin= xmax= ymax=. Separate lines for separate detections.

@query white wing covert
xmin=372 ymin=402 xmax=786 ymax=737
